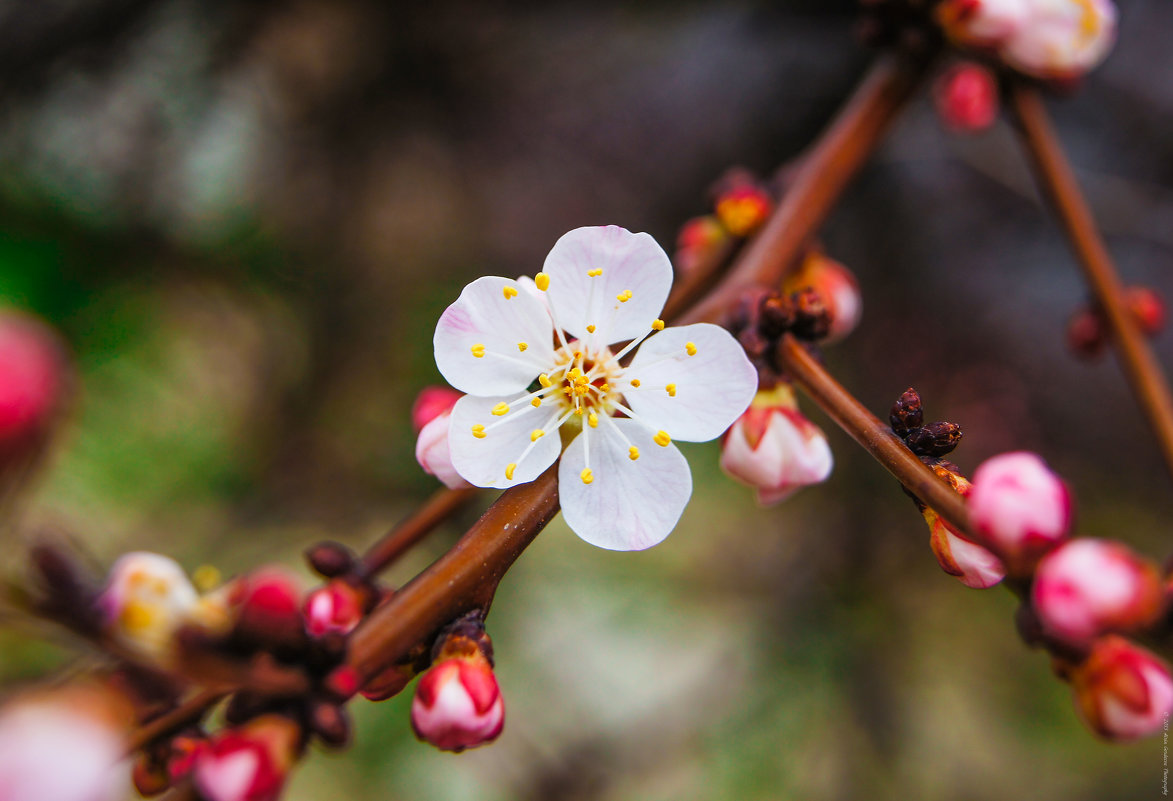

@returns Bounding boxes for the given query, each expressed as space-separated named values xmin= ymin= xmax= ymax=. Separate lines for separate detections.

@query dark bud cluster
xmin=888 ymin=387 xmax=963 ymax=459
xmin=726 ymin=287 xmax=831 ymax=386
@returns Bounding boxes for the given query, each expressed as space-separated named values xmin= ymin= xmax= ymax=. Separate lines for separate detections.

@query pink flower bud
xmin=783 ymin=251 xmax=862 ymax=343
xmin=1070 ymin=636 xmax=1173 ymax=741
xmin=1129 ymin=286 xmax=1166 ymax=336
xmin=228 ymin=567 xmax=305 ymax=646
xmin=719 ymin=385 xmax=833 ymax=506
xmin=674 ymin=216 xmax=729 ymax=275
xmin=411 ymin=655 xmax=504 ymax=752
xmin=934 ymin=62 xmax=999 ymax=133
xmin=303 ymin=579 xmax=364 ymax=638
xmin=714 ymin=184 xmax=772 ymax=237
xmin=1033 ymin=539 xmax=1164 ymax=646
xmin=923 ymin=470 xmax=1006 ymax=589
xmin=968 ymin=451 xmax=1072 ymax=574
xmin=193 ymin=716 xmax=300 ymax=801
xmin=413 ymin=387 xmax=472 ymax=490
xmin=0 ymin=311 xmax=70 ymax=492
xmin=936 ymin=0 xmax=1029 ymax=49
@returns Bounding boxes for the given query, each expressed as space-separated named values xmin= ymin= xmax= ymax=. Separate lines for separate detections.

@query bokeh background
xmin=1 ymin=1 xmax=1172 ymax=799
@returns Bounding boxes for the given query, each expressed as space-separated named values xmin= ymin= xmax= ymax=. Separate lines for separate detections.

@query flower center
xmin=549 ymin=343 xmax=623 ymax=424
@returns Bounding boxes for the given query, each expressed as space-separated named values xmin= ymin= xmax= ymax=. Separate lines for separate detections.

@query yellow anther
xmin=574 ymin=407 xmax=584 ymax=415
xmin=575 ymin=375 xmax=589 ymax=386
xmin=587 ymin=268 xmax=603 ymax=277
xmin=628 ymin=446 xmax=640 ymax=461
xmin=517 ymin=342 xmax=528 ymax=352
xmin=573 ymin=350 xmax=583 ymax=360
xmin=192 ymin=564 xmax=221 ymax=592
xmin=491 ymin=402 xmax=510 ymax=416
xmin=685 ymin=342 xmax=697 ymax=356
xmin=531 ymin=398 xmax=542 ymax=408
xmin=588 ymin=413 xmax=598 ymax=428
xmin=580 ymin=468 xmax=594 ymax=484
xmin=654 ymin=430 xmax=671 ymax=447
xmin=568 ymin=367 xmax=583 ymax=380
xmin=600 ymin=383 xmax=610 ymax=392
xmin=651 ymin=319 xmax=665 ymax=331
xmin=586 ymin=324 xmax=596 ymax=333
xmin=531 ymin=429 xmax=545 ymax=442
xmin=471 ymin=424 xmax=487 ymax=439
xmin=630 ymin=379 xmax=641 ymax=388
xmin=616 ymin=289 xmax=633 ymax=303
xmin=666 ymin=383 xmax=677 ymax=397
xmin=563 ymin=387 xmax=572 ymax=396
xmin=535 ymin=272 xmax=550 ymax=291
xmin=471 ymin=343 xmax=486 ymax=358
xmin=503 ymin=286 xmax=519 ymax=299
xmin=505 ymin=463 xmax=517 ymax=480
xmin=539 ymin=373 xmax=552 ymax=387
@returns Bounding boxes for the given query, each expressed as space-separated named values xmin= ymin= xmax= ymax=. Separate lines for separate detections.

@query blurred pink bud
xmin=303 ymin=579 xmax=364 ymax=638
xmin=936 ymin=0 xmax=1029 ymax=49
xmin=411 ymin=386 xmax=462 ymax=434
xmin=0 ymin=684 xmax=131 ymax=801
xmin=923 ymin=470 xmax=1006 ymax=588
xmin=1070 ymin=636 xmax=1173 ymax=741
xmin=674 ymin=216 xmax=729 ymax=275
xmin=714 ymin=184 xmax=772 ymax=237
xmin=1033 ymin=539 xmax=1164 ymax=646
xmin=413 ymin=387 xmax=472 ymax=490
xmin=411 ymin=655 xmax=504 ymax=752
xmin=719 ymin=385 xmax=833 ymax=506
xmin=229 ymin=567 xmax=304 ymax=645
xmin=934 ymin=62 xmax=999 ymax=132
xmin=193 ymin=716 xmax=300 ymax=801
xmin=1001 ymin=0 xmax=1117 ymax=81
xmin=98 ymin=551 xmax=200 ymax=661
xmin=968 ymin=451 xmax=1072 ymax=574
xmin=0 ymin=311 xmax=70 ymax=489
xmin=784 ymin=251 xmax=862 ymax=343
xmin=1129 ymin=286 xmax=1166 ymax=336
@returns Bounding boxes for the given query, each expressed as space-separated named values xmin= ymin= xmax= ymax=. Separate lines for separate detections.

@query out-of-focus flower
xmin=1033 ymin=539 xmax=1163 ymax=645
xmin=783 ymin=250 xmax=861 ymax=343
xmin=411 ymin=652 xmax=504 ymax=753
xmin=924 ymin=469 xmax=1006 ymax=589
xmin=1069 ymin=636 xmax=1173 ymax=741
xmin=0 ymin=684 xmax=132 ymax=801
xmin=674 ymin=215 xmax=729 ymax=275
xmin=434 ymin=225 xmax=756 ymax=550
xmin=98 ymin=552 xmax=226 ymax=662
xmin=933 ymin=62 xmax=1000 ymax=132
xmin=714 ymin=184 xmax=772 ymax=237
xmin=413 ymin=386 xmax=472 ymax=490
xmin=192 ymin=715 xmax=301 ymax=801
xmin=719 ymin=384 xmax=832 ymax=505
xmin=303 ymin=579 xmax=364 ymax=638
xmin=937 ymin=0 xmax=1029 ymax=49
xmin=968 ymin=451 xmax=1072 ymax=574
xmin=228 ymin=567 xmax=305 ymax=647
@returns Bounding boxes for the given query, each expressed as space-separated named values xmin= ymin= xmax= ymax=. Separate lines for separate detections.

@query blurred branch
xmin=1011 ymin=84 xmax=1173 ymax=482
xmin=126 ymin=689 xmax=225 ymax=753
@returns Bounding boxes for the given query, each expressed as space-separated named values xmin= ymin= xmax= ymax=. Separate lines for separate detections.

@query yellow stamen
xmin=600 ymin=383 xmax=610 ymax=392
xmin=503 ymin=286 xmax=519 ymax=299
xmin=654 ymin=430 xmax=671 ymax=447
xmin=574 ymin=407 xmax=584 ymax=416
xmin=666 ymin=383 xmax=677 ymax=397
xmin=573 ymin=350 xmax=583 ymax=360
xmin=471 ymin=424 xmax=487 ymax=439
xmin=539 ymin=373 xmax=552 ymax=387
xmin=587 ymin=268 xmax=603 ymax=277
xmin=491 ymin=402 xmax=510 ymax=416
xmin=471 ymin=343 xmax=486 ymax=358
xmin=685 ymin=342 xmax=697 ymax=356
xmin=630 ymin=379 xmax=641 ymax=388
xmin=651 ymin=319 xmax=665 ymax=331
xmin=628 ymin=446 xmax=640 ymax=461
xmin=586 ymin=324 xmax=596 ymax=333
xmin=580 ymin=468 xmax=594 ymax=484
xmin=505 ymin=463 xmax=517 ymax=480
xmin=535 ymin=272 xmax=550 ymax=291
xmin=517 ymin=342 xmax=528 ymax=352
xmin=192 ymin=565 xmax=221 ymax=592
xmin=616 ymin=289 xmax=633 ymax=303
xmin=531 ymin=398 xmax=542 ymax=408
xmin=531 ymin=429 xmax=545 ymax=442
xmin=588 ymin=413 xmax=598 ymax=428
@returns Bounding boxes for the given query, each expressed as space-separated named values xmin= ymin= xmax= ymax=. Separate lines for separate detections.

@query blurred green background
xmin=0 ymin=1 xmax=1171 ymax=799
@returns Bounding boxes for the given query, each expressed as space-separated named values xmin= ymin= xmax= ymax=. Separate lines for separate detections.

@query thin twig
xmin=1011 ymin=84 xmax=1173 ymax=481
xmin=126 ymin=689 xmax=225 ymax=753
xmin=360 ymin=487 xmax=479 ymax=576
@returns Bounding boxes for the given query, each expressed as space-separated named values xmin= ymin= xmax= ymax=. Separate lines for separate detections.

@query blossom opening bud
xmin=968 ymin=451 xmax=1072 ymax=574
xmin=303 ymin=579 xmax=364 ymax=638
xmin=1033 ymin=539 xmax=1164 ymax=646
xmin=411 ymin=654 xmax=505 ymax=752
xmin=1000 ymin=0 xmax=1117 ymax=81
xmin=1070 ymin=636 xmax=1173 ymax=741
xmin=714 ymin=184 xmax=772 ymax=237
xmin=783 ymin=250 xmax=861 ymax=343
xmin=97 ymin=551 xmax=202 ymax=662
xmin=924 ymin=469 xmax=1006 ymax=589
xmin=193 ymin=715 xmax=301 ymax=801
xmin=719 ymin=385 xmax=833 ymax=506
xmin=934 ymin=62 xmax=999 ymax=133
xmin=413 ymin=386 xmax=472 ymax=490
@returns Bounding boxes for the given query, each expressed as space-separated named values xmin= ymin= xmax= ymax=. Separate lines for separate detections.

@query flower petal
xmin=448 ymin=393 xmax=562 ymax=489
xmin=434 ymin=276 xmax=556 ymax=396
xmin=623 ymin=322 xmax=757 ymax=442
xmin=559 ymin=418 xmax=691 ymax=551
xmin=542 ymin=226 xmax=672 ymax=344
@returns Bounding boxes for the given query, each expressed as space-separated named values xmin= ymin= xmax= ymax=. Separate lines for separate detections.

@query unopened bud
xmin=714 ymin=184 xmax=772 ymax=237
xmin=788 ymin=288 xmax=831 ymax=341
xmin=1033 ymin=539 xmax=1163 ymax=646
xmin=783 ymin=250 xmax=861 ymax=343
xmin=303 ymin=579 xmax=364 ymax=638
xmin=1129 ymin=286 xmax=1166 ymax=336
xmin=304 ymin=541 xmax=356 ymax=579
xmin=411 ymin=653 xmax=505 ymax=753
xmin=411 ymin=386 xmax=462 ymax=434
xmin=674 ymin=215 xmax=730 ymax=275
xmin=906 ymin=421 xmax=963 ymax=457
xmin=414 ymin=389 xmax=473 ymax=490
xmin=229 ymin=567 xmax=305 ymax=648
xmin=1070 ymin=636 xmax=1173 ymax=741
xmin=719 ymin=385 xmax=833 ymax=505
xmin=889 ymin=388 xmax=923 ymax=438
xmin=923 ymin=468 xmax=1006 ymax=589
xmin=192 ymin=715 xmax=301 ymax=801
xmin=969 ymin=451 xmax=1072 ymax=574
xmin=934 ymin=62 xmax=999 ymax=132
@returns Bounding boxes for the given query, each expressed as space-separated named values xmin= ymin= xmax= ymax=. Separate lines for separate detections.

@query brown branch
xmin=360 ymin=487 xmax=479 ymax=576
xmin=680 ymin=50 xmax=934 ymax=326
xmin=126 ymin=689 xmax=225 ymax=753
xmin=775 ymin=335 xmax=979 ymax=542
xmin=1011 ymin=84 xmax=1173 ymax=481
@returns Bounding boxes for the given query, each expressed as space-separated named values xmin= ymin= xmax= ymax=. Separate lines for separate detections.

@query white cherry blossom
xmin=433 ymin=225 xmax=757 ymax=550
